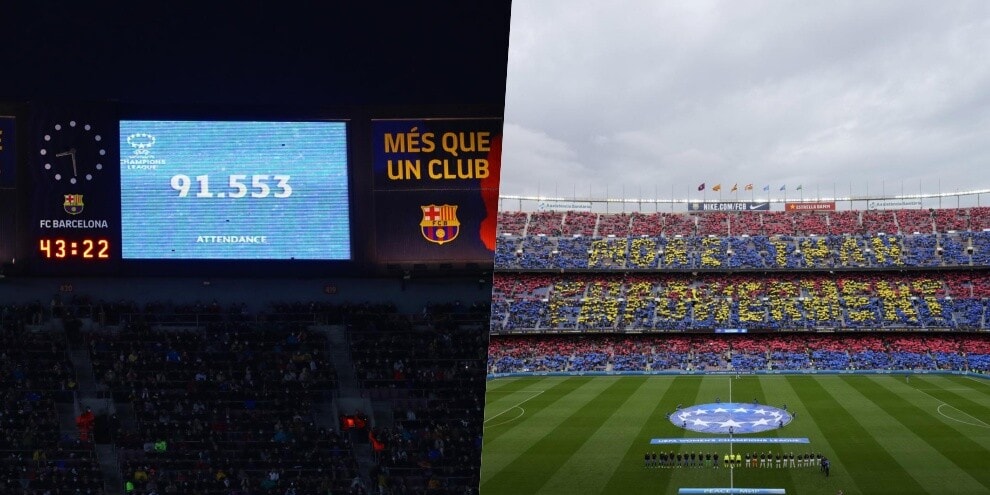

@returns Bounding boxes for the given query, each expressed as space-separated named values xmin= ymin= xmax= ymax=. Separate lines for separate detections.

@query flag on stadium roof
xmin=779 ymin=185 xmax=786 ymax=191
xmin=762 ymin=185 xmax=770 ymax=191
xmin=712 ymin=184 xmax=722 ymax=191
xmin=698 ymin=183 xmax=705 ymax=191
xmin=745 ymin=184 xmax=753 ymax=191
xmin=796 ymin=184 xmax=803 ymax=190
xmin=731 ymin=183 xmax=738 ymax=192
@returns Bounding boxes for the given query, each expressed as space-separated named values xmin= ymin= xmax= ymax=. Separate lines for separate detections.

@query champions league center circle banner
xmin=670 ymin=403 xmax=793 ymax=435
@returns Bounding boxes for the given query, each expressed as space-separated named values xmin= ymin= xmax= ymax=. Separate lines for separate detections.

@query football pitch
xmin=481 ymin=374 xmax=990 ymax=494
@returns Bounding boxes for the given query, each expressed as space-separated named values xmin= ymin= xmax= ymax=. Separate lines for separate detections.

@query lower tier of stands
xmin=488 ymin=333 xmax=990 ymax=374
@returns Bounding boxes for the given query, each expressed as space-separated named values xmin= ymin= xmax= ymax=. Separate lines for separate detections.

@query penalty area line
xmin=936 ymin=404 xmax=990 ymax=429
xmin=910 ymin=384 xmax=990 ymax=429
xmin=484 ymin=390 xmax=545 ymax=425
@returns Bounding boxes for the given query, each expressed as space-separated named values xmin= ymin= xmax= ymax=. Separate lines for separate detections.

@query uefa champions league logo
xmin=670 ymin=403 xmax=793 ymax=434
xmin=126 ymin=133 xmax=156 ymax=157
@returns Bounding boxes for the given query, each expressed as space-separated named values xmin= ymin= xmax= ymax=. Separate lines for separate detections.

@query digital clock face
xmin=38 ymin=238 xmax=111 ymax=259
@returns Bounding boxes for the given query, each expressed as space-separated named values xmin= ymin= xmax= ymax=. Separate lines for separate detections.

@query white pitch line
xmin=484 ymin=406 xmax=527 ymax=429
xmin=729 ymin=375 xmax=734 ymax=491
xmin=484 ymin=390 xmax=544 ymax=423
xmin=910 ymin=384 xmax=990 ymax=429
xmin=936 ymin=404 xmax=990 ymax=429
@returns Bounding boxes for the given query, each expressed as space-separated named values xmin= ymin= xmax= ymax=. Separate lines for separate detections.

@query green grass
xmin=480 ymin=374 xmax=990 ymax=494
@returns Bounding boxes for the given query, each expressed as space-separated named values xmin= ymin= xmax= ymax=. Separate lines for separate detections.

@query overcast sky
xmin=501 ymin=1 xmax=990 ymax=205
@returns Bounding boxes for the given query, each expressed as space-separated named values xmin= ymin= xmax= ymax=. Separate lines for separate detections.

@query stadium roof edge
xmin=499 ymin=188 xmax=990 ymax=205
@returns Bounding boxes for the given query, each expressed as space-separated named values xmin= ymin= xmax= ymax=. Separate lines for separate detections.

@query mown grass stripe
xmin=822 ymin=376 xmax=985 ymax=494
xmin=912 ymin=375 xmax=990 ymax=422
xmin=951 ymin=374 xmax=990 ymax=402
xmin=633 ymin=375 xmax=712 ymax=495
xmin=482 ymin=376 xmax=589 ymax=444
xmin=481 ymin=377 xmax=644 ymax=494
xmin=786 ymin=376 xmax=926 ymax=494
xmin=483 ymin=377 xmax=562 ymax=423
xmin=853 ymin=375 xmax=990 ymax=490
xmin=537 ymin=377 xmax=671 ymax=494
xmin=767 ymin=376 xmax=860 ymax=495
xmin=750 ymin=376 xmax=797 ymax=494
xmin=481 ymin=376 xmax=606 ymax=483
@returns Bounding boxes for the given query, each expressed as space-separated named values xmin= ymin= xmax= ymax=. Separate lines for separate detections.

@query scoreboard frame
xmin=0 ymin=101 xmax=503 ymax=277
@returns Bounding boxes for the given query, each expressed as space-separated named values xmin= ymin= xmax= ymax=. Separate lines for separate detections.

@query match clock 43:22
xmin=38 ymin=238 xmax=111 ymax=259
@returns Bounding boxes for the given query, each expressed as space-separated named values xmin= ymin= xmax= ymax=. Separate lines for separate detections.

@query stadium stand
xmin=1 ymin=291 xmax=490 ymax=495
xmin=490 ymin=205 xmax=990 ymax=380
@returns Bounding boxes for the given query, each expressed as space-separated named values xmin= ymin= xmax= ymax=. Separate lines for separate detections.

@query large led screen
xmin=119 ymin=120 xmax=350 ymax=260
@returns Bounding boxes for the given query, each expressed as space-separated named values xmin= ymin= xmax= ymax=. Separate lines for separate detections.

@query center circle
xmin=669 ymin=402 xmax=793 ymax=434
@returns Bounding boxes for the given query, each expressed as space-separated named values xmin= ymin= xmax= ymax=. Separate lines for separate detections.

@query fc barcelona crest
xmin=420 ymin=204 xmax=460 ymax=245
xmin=63 ymin=194 xmax=84 ymax=215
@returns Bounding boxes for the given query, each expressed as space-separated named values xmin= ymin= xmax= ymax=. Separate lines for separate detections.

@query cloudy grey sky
xmin=500 ymin=1 xmax=990 ymax=205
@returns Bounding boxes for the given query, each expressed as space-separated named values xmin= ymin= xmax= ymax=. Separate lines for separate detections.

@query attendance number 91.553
xmin=170 ymin=174 xmax=292 ymax=199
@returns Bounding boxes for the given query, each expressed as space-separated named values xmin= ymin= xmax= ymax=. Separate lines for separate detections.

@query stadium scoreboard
xmin=0 ymin=103 xmax=502 ymax=276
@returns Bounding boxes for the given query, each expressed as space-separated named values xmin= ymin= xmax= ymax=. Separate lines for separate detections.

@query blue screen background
xmin=119 ymin=121 xmax=350 ymax=260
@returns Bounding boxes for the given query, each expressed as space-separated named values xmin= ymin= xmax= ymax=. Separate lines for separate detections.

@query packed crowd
xmin=494 ymin=207 xmax=990 ymax=271
xmin=1 ymin=296 xmax=492 ymax=495
xmin=87 ymin=324 xmax=352 ymax=495
xmin=0 ymin=325 xmax=103 ymax=494
xmin=490 ymin=272 xmax=990 ymax=332
xmin=497 ymin=207 xmax=990 ymax=238
xmin=487 ymin=333 xmax=990 ymax=374
xmin=494 ymin=230 xmax=989 ymax=270
xmin=349 ymin=305 xmax=489 ymax=495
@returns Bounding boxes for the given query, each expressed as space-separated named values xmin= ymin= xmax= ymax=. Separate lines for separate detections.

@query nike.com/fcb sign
xmin=688 ymin=202 xmax=770 ymax=212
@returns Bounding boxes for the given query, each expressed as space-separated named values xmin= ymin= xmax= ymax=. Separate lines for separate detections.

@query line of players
xmin=644 ymin=451 xmax=829 ymax=470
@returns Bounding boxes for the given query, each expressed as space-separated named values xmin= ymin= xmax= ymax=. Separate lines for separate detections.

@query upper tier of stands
xmin=498 ymin=207 xmax=990 ymax=237
xmin=495 ymin=207 xmax=990 ymax=270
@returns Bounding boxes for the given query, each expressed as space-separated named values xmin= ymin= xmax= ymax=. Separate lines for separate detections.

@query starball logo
xmin=122 ymin=133 xmax=166 ymax=170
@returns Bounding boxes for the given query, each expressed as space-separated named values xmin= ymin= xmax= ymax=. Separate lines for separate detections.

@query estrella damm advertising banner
xmin=0 ymin=116 xmax=14 ymax=188
xmin=372 ymin=118 xmax=502 ymax=264
xmin=785 ymin=201 xmax=836 ymax=212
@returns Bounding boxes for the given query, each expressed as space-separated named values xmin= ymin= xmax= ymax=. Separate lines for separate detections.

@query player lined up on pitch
xmin=643 ymin=451 xmax=830 ymax=470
